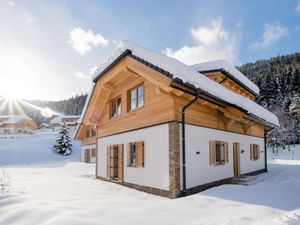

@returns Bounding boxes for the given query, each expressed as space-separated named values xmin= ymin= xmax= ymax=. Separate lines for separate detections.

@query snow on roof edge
xmin=89 ymin=40 xmax=279 ymax=127
xmin=190 ymin=60 xmax=260 ymax=95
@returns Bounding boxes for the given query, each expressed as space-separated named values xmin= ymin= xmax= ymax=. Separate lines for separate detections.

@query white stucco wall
xmin=81 ymin=144 xmax=96 ymax=163
xmin=97 ymin=124 xmax=169 ymax=191
xmin=184 ymin=124 xmax=265 ymax=189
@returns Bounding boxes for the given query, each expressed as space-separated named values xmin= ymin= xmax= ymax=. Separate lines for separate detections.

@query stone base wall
xmin=96 ymin=176 xmax=170 ymax=198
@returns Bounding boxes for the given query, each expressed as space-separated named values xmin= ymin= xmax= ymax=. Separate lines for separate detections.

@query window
xmin=250 ymin=144 xmax=260 ymax=161
xmin=128 ymin=142 xmax=144 ymax=167
xmin=110 ymin=97 xmax=122 ymax=118
xmin=128 ymin=84 xmax=144 ymax=111
xmin=91 ymin=129 xmax=96 ymax=137
xmin=92 ymin=148 xmax=96 ymax=157
xmin=209 ymin=141 xmax=229 ymax=166
xmin=85 ymin=130 xmax=90 ymax=139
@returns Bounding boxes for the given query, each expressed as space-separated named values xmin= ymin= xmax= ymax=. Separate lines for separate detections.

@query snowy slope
xmin=0 ymin=145 xmax=299 ymax=225
xmin=0 ymin=129 xmax=80 ymax=165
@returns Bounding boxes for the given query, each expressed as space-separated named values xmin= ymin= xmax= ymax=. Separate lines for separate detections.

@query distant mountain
xmin=0 ymin=93 xmax=87 ymax=125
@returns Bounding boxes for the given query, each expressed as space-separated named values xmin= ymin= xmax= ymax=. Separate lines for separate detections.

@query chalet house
xmin=0 ymin=115 xmax=37 ymax=137
xmin=74 ymin=41 xmax=279 ymax=198
xmin=50 ymin=115 xmax=80 ymax=131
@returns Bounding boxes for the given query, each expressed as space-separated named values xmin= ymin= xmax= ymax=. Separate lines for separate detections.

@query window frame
xmin=110 ymin=96 xmax=122 ymax=119
xmin=250 ymin=144 xmax=260 ymax=161
xmin=209 ymin=140 xmax=229 ymax=166
xmin=128 ymin=83 xmax=144 ymax=112
xmin=128 ymin=142 xmax=137 ymax=167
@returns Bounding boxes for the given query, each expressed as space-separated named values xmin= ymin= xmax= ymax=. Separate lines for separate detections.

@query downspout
xmin=182 ymin=87 xmax=199 ymax=196
xmin=264 ymin=127 xmax=274 ymax=172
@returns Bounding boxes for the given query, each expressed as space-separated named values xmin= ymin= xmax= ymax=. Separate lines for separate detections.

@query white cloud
xmin=296 ymin=2 xmax=300 ymax=14
xmin=8 ymin=1 xmax=15 ymax=6
xmin=250 ymin=22 xmax=288 ymax=50
xmin=74 ymin=72 xmax=91 ymax=80
xmin=164 ymin=18 xmax=239 ymax=65
xmin=69 ymin=27 xmax=108 ymax=55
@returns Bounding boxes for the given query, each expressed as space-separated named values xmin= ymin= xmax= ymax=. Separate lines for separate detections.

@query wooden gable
xmin=201 ymin=71 xmax=257 ymax=100
xmin=79 ymin=55 xmax=267 ymax=139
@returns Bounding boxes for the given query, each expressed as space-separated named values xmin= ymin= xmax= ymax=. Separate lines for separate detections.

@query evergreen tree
xmin=54 ymin=124 xmax=72 ymax=156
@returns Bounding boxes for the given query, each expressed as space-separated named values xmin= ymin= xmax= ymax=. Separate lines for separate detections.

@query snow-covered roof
xmin=0 ymin=115 xmax=33 ymax=124
xmin=79 ymin=41 xmax=279 ymax=130
xmin=190 ymin=60 xmax=260 ymax=96
xmin=50 ymin=115 xmax=80 ymax=124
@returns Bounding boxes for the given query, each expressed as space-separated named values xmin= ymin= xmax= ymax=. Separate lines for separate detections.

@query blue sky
xmin=0 ymin=0 xmax=299 ymax=100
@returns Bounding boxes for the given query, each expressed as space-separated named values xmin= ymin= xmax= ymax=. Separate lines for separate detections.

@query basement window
xmin=110 ymin=96 xmax=122 ymax=118
xmin=209 ymin=141 xmax=229 ymax=166
xmin=250 ymin=144 xmax=260 ymax=160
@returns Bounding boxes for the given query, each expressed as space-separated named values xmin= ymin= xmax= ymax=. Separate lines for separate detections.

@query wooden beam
xmin=226 ymin=119 xmax=236 ymax=130
xmin=243 ymin=124 xmax=252 ymax=134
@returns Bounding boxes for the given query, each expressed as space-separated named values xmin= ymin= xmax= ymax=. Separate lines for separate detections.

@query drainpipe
xmin=264 ymin=127 xmax=274 ymax=172
xmin=182 ymin=87 xmax=199 ymax=196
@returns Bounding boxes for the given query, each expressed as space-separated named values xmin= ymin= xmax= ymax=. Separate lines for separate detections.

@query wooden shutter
xmin=225 ymin=142 xmax=229 ymax=163
xmin=250 ymin=144 xmax=254 ymax=160
xmin=136 ymin=141 xmax=145 ymax=168
xmin=106 ymin=146 xmax=111 ymax=179
xmin=209 ymin=141 xmax=216 ymax=165
xmin=118 ymin=144 xmax=124 ymax=182
xmin=257 ymin=145 xmax=260 ymax=159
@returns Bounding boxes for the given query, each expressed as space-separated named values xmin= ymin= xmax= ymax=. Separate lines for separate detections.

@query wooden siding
xmin=78 ymin=56 xmax=266 ymax=139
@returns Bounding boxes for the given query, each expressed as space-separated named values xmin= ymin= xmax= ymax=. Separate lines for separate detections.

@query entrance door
xmin=233 ymin=143 xmax=240 ymax=176
xmin=107 ymin=144 xmax=124 ymax=182
xmin=84 ymin=149 xmax=90 ymax=163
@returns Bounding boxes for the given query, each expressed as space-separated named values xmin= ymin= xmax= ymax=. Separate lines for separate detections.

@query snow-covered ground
xmin=0 ymin=129 xmax=80 ymax=165
xmin=0 ymin=132 xmax=300 ymax=225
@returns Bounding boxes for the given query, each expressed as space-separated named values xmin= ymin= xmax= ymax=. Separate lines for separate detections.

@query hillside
xmin=238 ymin=53 xmax=300 ymax=145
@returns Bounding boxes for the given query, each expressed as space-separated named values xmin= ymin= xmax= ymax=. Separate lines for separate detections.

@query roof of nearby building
xmin=0 ymin=115 xmax=33 ymax=124
xmin=190 ymin=60 xmax=260 ymax=96
xmin=75 ymin=41 xmax=279 ymax=139
xmin=50 ymin=115 xmax=80 ymax=124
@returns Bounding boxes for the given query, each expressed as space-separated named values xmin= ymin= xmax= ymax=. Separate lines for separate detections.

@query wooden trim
xmin=97 ymin=121 xmax=265 ymax=140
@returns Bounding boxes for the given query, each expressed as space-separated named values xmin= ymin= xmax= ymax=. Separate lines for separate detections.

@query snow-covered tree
xmin=54 ymin=124 xmax=72 ymax=156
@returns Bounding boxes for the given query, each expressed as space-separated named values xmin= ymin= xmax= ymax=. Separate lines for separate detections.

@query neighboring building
xmin=75 ymin=125 xmax=97 ymax=163
xmin=74 ymin=41 xmax=279 ymax=198
xmin=0 ymin=115 xmax=37 ymax=137
xmin=39 ymin=123 xmax=51 ymax=129
xmin=50 ymin=115 xmax=80 ymax=131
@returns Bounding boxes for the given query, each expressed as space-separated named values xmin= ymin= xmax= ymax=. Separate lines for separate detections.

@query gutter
xmin=181 ymin=86 xmax=199 ymax=196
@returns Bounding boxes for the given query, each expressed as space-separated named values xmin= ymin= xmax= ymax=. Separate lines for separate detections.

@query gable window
xmin=110 ymin=96 xmax=122 ymax=118
xmin=85 ymin=130 xmax=90 ymax=139
xmin=128 ymin=141 xmax=144 ymax=167
xmin=91 ymin=129 xmax=96 ymax=137
xmin=128 ymin=84 xmax=144 ymax=111
xmin=209 ymin=141 xmax=229 ymax=166
xmin=250 ymin=144 xmax=260 ymax=160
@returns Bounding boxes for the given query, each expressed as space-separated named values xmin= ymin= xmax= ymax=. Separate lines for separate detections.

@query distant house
xmin=74 ymin=41 xmax=279 ymax=198
xmin=50 ymin=115 xmax=80 ymax=131
xmin=38 ymin=123 xmax=51 ymax=129
xmin=0 ymin=115 xmax=37 ymax=137
xmin=75 ymin=125 xmax=97 ymax=163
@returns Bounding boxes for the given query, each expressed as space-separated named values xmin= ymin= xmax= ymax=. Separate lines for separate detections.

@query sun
xmin=3 ymin=93 xmax=19 ymax=102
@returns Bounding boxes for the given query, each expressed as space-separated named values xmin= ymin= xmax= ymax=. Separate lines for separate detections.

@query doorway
xmin=107 ymin=144 xmax=124 ymax=182
xmin=84 ymin=149 xmax=90 ymax=163
xmin=233 ymin=143 xmax=240 ymax=176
